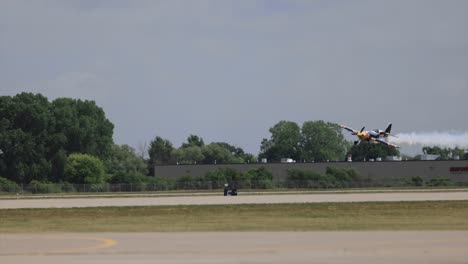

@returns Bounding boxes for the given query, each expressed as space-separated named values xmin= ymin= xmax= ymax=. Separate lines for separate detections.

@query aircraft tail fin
xmin=379 ymin=123 xmax=393 ymax=137
xmin=385 ymin=123 xmax=392 ymax=135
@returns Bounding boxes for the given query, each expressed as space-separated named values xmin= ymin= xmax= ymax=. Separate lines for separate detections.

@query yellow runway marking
xmin=43 ymin=237 xmax=117 ymax=255
xmin=0 ymin=236 xmax=118 ymax=256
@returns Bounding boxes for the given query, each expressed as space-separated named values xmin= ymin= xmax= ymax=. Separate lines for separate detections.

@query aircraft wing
xmin=340 ymin=125 xmax=359 ymax=135
xmin=375 ymin=138 xmax=399 ymax=148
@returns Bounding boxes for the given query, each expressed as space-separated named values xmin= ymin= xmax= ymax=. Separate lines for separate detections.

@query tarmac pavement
xmin=2 ymin=191 xmax=468 ymax=263
xmin=1 ymin=191 xmax=468 ymax=209
xmin=1 ymin=232 xmax=467 ymax=264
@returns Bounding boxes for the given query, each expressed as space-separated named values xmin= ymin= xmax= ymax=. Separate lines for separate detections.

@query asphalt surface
xmin=1 ymin=191 xmax=468 ymax=209
xmin=1 ymin=232 xmax=467 ymax=264
xmin=2 ymin=191 xmax=468 ymax=263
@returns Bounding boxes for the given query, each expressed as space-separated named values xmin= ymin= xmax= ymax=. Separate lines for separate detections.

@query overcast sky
xmin=1 ymin=0 xmax=467 ymax=155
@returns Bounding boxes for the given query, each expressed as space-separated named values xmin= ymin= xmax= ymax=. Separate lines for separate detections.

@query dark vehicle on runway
xmin=223 ymin=183 xmax=238 ymax=196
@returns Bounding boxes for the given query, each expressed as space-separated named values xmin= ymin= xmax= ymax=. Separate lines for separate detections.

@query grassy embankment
xmin=1 ymin=201 xmax=468 ymax=232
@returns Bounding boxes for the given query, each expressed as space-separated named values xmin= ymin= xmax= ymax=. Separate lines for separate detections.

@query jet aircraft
xmin=340 ymin=123 xmax=399 ymax=148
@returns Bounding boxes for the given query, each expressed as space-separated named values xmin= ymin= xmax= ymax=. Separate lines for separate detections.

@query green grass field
xmin=1 ymin=201 xmax=468 ymax=232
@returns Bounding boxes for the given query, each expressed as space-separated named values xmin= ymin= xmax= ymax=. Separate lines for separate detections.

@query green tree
xmin=0 ymin=93 xmax=52 ymax=183
xmin=214 ymin=142 xmax=243 ymax=156
xmin=259 ymin=121 xmax=301 ymax=162
xmin=64 ymin=153 xmax=106 ymax=184
xmin=148 ymin=136 xmax=174 ymax=165
xmin=300 ymin=121 xmax=349 ymax=162
xmin=202 ymin=143 xmax=233 ymax=164
xmin=182 ymin=134 xmax=205 ymax=148
xmin=348 ymin=142 xmax=399 ymax=161
xmin=172 ymin=146 xmax=204 ymax=164
xmin=106 ymin=144 xmax=148 ymax=177
xmin=213 ymin=142 xmax=257 ymax=163
xmin=0 ymin=93 xmax=114 ymax=184
xmin=422 ymin=146 xmax=464 ymax=160
xmin=452 ymin=148 xmax=465 ymax=159
xmin=242 ymin=153 xmax=258 ymax=163
xmin=423 ymin=146 xmax=447 ymax=160
xmin=52 ymin=98 xmax=114 ymax=159
xmin=50 ymin=149 xmax=67 ymax=182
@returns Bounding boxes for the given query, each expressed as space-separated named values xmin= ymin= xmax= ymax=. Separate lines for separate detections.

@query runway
xmin=1 ymin=191 xmax=468 ymax=209
xmin=2 ymin=191 xmax=468 ymax=263
xmin=1 ymin=232 xmax=467 ymax=264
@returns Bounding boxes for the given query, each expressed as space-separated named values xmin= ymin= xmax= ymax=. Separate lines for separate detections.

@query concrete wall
xmin=155 ymin=160 xmax=468 ymax=182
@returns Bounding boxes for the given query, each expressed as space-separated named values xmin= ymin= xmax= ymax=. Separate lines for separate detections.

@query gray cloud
xmin=1 ymin=0 xmax=467 ymax=155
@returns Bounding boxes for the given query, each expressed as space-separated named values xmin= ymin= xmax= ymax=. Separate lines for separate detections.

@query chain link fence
xmin=0 ymin=179 xmax=398 ymax=195
xmin=0 ymin=183 xmax=172 ymax=194
xmin=1 ymin=171 xmax=459 ymax=195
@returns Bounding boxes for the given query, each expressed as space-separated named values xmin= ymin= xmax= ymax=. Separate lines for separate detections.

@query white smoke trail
xmin=393 ymin=131 xmax=468 ymax=148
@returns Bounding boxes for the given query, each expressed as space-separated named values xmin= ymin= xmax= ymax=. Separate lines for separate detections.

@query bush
xmin=205 ymin=167 xmax=275 ymax=189
xmin=0 ymin=177 xmax=20 ymax=192
xmin=426 ymin=178 xmax=454 ymax=187
xmin=108 ymin=172 xmax=148 ymax=191
xmin=109 ymin=172 xmax=146 ymax=184
xmin=287 ymin=167 xmax=361 ymax=189
xmin=108 ymin=173 xmax=177 ymax=192
xmin=204 ymin=169 xmax=228 ymax=189
xmin=286 ymin=169 xmax=323 ymax=188
xmin=325 ymin=167 xmax=362 ymax=188
xmin=204 ymin=167 xmax=247 ymax=189
xmin=65 ymin=153 xmax=106 ymax=184
xmin=89 ymin=183 xmax=107 ymax=192
xmin=405 ymin=176 xmax=424 ymax=187
xmin=219 ymin=167 xmax=243 ymax=188
xmin=60 ymin=182 xmax=77 ymax=192
xmin=176 ymin=176 xmax=207 ymax=190
xmin=146 ymin=177 xmax=176 ymax=191
xmin=245 ymin=166 xmax=274 ymax=189
xmin=29 ymin=180 xmax=61 ymax=194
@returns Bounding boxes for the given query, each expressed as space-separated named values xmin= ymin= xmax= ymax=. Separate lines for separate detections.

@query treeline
xmin=0 ymin=93 xmax=113 ymax=184
xmin=259 ymin=120 xmax=349 ymax=162
xmin=259 ymin=120 xmax=400 ymax=162
xmin=418 ymin=146 xmax=467 ymax=160
xmin=175 ymin=166 xmax=274 ymax=190
xmin=1 ymin=92 xmax=460 ymax=187
xmin=3 ymin=166 xmax=457 ymax=194
xmin=148 ymin=121 xmax=400 ymax=166
xmin=147 ymin=135 xmax=257 ymax=167
xmin=0 ymin=166 xmax=378 ymax=192
xmin=0 ymin=93 xmax=260 ymax=185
